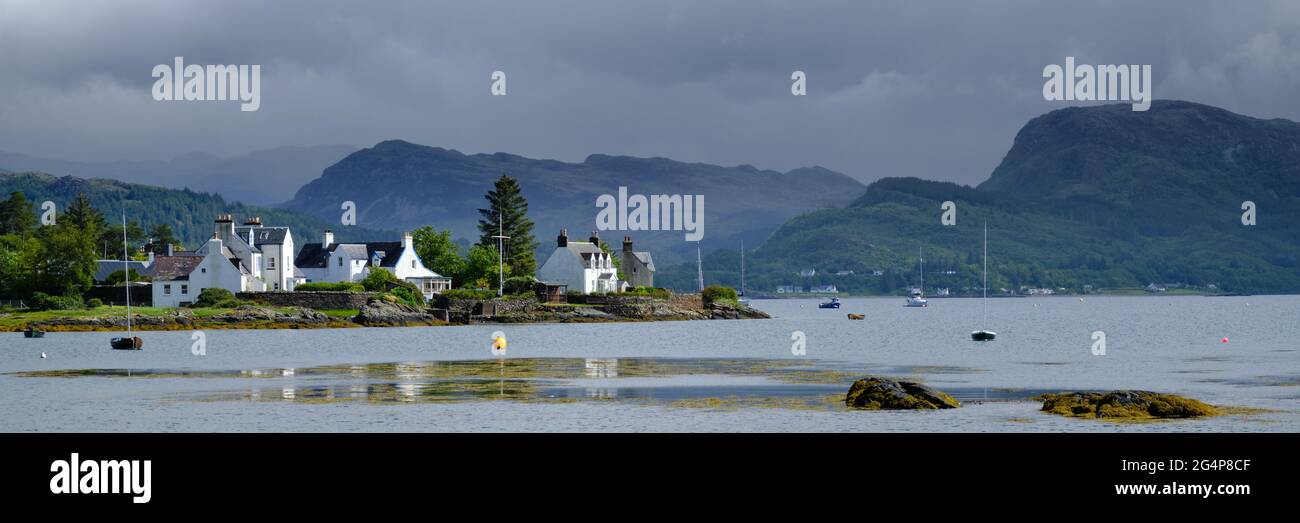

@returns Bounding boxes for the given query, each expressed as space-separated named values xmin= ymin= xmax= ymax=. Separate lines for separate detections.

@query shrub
xmin=620 ymin=286 xmax=671 ymax=299
xmin=503 ymin=276 xmax=537 ymax=295
xmin=296 ymin=281 xmax=365 ymax=292
xmin=360 ymin=269 xmax=399 ymax=292
xmin=192 ymin=288 xmax=242 ymax=308
xmin=387 ymin=286 xmax=425 ymax=307
xmin=29 ymin=292 xmax=85 ymax=311
xmin=442 ymin=288 xmax=496 ymax=300
xmin=85 ymin=298 xmax=104 ymax=308
xmin=701 ymin=284 xmax=738 ymax=306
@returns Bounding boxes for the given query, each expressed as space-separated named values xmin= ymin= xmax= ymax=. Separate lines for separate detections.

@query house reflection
xmin=584 ymin=358 xmax=619 ymax=378
xmin=281 ymin=386 xmax=295 ymax=401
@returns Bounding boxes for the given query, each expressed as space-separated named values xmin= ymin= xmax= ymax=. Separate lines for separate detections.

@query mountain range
xmin=283 ymin=140 xmax=867 ymax=264
xmin=668 ymin=101 xmax=1300 ymax=294
xmin=0 ymin=172 xmax=392 ymax=254
xmin=0 ymin=145 xmax=356 ymax=206
xmin=4 ymin=99 xmax=1297 ymax=294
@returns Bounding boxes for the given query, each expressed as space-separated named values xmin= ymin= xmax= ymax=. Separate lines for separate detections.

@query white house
xmin=537 ymin=230 xmax=620 ymax=294
xmin=151 ymin=236 xmax=263 ymax=307
xmin=294 ymin=229 xmax=451 ymax=299
xmin=234 ymin=216 xmax=301 ymax=291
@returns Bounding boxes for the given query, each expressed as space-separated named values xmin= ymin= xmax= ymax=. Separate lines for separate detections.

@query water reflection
xmin=584 ymin=358 xmax=619 ymax=378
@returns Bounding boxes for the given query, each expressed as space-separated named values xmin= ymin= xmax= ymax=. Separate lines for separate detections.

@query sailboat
xmin=111 ymin=213 xmax=143 ymax=351
xmin=971 ymin=222 xmax=996 ymax=341
xmin=905 ymin=246 xmax=928 ymax=307
xmin=737 ymin=240 xmax=749 ymax=304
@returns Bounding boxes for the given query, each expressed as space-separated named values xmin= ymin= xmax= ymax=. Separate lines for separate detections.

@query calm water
xmin=1 ymin=296 xmax=1296 ymax=432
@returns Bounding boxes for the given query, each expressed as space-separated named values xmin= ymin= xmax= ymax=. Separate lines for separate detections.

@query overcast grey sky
xmin=1 ymin=0 xmax=1298 ymax=186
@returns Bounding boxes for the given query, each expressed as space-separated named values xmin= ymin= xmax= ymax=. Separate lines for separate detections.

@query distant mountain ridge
xmin=673 ymin=101 xmax=1300 ymax=294
xmin=0 ymin=171 xmax=392 ymax=252
xmin=284 ymin=140 xmax=867 ymax=264
xmin=0 ymin=145 xmax=356 ymax=206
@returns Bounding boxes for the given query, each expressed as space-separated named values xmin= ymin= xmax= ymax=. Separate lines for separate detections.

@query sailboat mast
xmin=740 ymin=240 xmax=745 ymax=296
xmin=696 ymin=243 xmax=704 ymax=292
xmin=122 ymin=213 xmax=131 ymax=335
xmin=982 ymin=222 xmax=988 ymax=325
xmin=919 ymin=246 xmax=923 ymax=292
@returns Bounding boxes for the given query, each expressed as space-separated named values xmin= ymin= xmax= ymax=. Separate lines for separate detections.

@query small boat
xmin=905 ymin=247 xmax=928 ymax=307
xmin=24 ymin=327 xmax=45 ymax=338
xmin=905 ymin=289 xmax=928 ymax=307
xmin=111 ymin=336 xmax=143 ymax=350
xmin=818 ymin=297 xmax=841 ymax=309
xmin=970 ymin=330 xmax=996 ymax=341
xmin=847 ymin=313 xmax=865 ymax=320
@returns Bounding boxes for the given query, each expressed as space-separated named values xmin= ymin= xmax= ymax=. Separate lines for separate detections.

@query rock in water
xmin=845 ymin=377 xmax=960 ymax=410
xmin=1038 ymin=391 xmax=1217 ymax=420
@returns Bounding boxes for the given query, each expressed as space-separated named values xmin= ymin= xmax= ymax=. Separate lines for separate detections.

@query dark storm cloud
xmin=1 ymin=0 xmax=1297 ymax=186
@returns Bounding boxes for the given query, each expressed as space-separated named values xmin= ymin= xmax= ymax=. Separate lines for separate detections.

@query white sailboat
xmin=971 ymin=222 xmax=996 ymax=341
xmin=905 ymin=246 xmax=928 ymax=307
xmin=110 ymin=213 xmax=142 ymax=350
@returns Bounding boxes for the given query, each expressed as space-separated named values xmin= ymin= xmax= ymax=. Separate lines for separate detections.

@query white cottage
xmin=150 ymin=236 xmax=263 ymax=307
xmin=294 ymin=230 xmax=451 ymax=299
xmin=536 ymin=230 xmax=620 ymax=294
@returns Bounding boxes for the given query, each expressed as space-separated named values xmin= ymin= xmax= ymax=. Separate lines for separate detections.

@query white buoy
xmin=40 ymin=352 xmax=47 ymax=359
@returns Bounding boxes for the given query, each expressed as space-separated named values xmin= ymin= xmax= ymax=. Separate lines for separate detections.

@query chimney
xmin=588 ymin=231 xmax=600 ymax=246
xmin=323 ymin=229 xmax=334 ymax=246
xmin=215 ymin=214 xmax=234 ymax=242
xmin=403 ymin=231 xmax=413 ymax=250
xmin=557 ymin=229 xmax=568 ymax=247
xmin=244 ymin=216 xmax=262 ymax=226
xmin=166 ymin=243 xmax=174 ymax=256
xmin=146 ymin=251 xmax=155 ymax=265
xmin=623 ymin=235 xmax=633 ymax=253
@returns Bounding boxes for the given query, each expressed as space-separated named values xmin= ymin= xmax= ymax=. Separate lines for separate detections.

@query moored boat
xmin=818 ymin=297 xmax=841 ymax=309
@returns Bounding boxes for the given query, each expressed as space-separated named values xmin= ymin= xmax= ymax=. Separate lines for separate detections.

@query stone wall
xmin=236 ymin=291 xmax=378 ymax=310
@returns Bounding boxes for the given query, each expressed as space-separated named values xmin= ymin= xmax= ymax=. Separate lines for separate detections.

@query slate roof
xmin=294 ymin=242 xmax=407 ymax=269
xmin=235 ymin=226 xmax=289 ymax=246
xmin=150 ymin=255 xmax=205 ymax=281
xmin=94 ymin=260 xmax=153 ymax=282
xmin=631 ymin=251 xmax=655 ymax=272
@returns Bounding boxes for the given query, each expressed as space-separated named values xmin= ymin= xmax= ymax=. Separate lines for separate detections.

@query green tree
xmin=476 ymin=174 xmax=538 ymax=277
xmin=146 ymin=223 xmax=178 ymax=253
xmin=460 ymin=244 xmax=505 ymax=289
xmin=412 ymin=226 xmax=466 ymax=283
xmin=0 ymin=191 xmax=37 ymax=237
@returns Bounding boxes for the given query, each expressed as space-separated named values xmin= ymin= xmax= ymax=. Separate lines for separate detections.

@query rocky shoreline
xmin=6 ymin=295 xmax=771 ymax=332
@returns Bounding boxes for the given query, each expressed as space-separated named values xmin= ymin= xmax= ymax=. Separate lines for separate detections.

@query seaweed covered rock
xmin=845 ymin=377 xmax=961 ymax=410
xmin=1039 ymin=391 xmax=1218 ymax=421
xmin=354 ymin=298 xmax=441 ymax=326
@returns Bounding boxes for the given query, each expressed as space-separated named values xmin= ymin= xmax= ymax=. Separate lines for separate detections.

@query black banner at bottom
xmin=1 ymin=433 xmax=1292 ymax=511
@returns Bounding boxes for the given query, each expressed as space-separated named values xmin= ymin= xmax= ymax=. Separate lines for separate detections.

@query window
xmin=273 ymin=283 xmax=279 ymax=290
xmin=163 ymin=284 xmax=172 ymax=295
xmin=411 ymin=259 xmax=416 ymax=269
xmin=338 ymin=257 xmax=343 ymax=267
xmin=267 ymin=257 xmax=276 ymax=270
xmin=181 ymin=284 xmax=188 ymax=295
xmin=200 ymin=268 xmax=206 ymax=273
